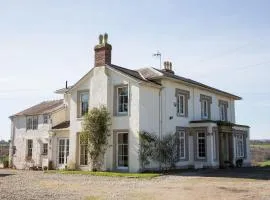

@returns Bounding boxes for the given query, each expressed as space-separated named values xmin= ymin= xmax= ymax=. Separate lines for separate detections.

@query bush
xmin=81 ymin=106 xmax=111 ymax=171
xmin=139 ymin=131 xmax=178 ymax=171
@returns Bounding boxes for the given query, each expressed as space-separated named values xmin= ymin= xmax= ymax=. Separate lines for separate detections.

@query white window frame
xmin=26 ymin=116 xmax=38 ymax=130
xmin=202 ymin=100 xmax=208 ymax=119
xmin=197 ymin=132 xmax=206 ymax=159
xmin=178 ymin=131 xmax=185 ymax=159
xmin=79 ymin=135 xmax=88 ymax=166
xmin=116 ymin=132 xmax=128 ymax=169
xmin=27 ymin=139 xmax=33 ymax=158
xmin=177 ymin=94 xmax=185 ymax=116
xmin=235 ymin=134 xmax=244 ymax=158
xmin=42 ymin=143 xmax=48 ymax=155
xmin=57 ymin=138 xmax=69 ymax=166
xmin=117 ymin=86 xmax=128 ymax=115
xmin=80 ymin=92 xmax=89 ymax=117
xmin=219 ymin=104 xmax=226 ymax=121
xmin=43 ymin=114 xmax=49 ymax=124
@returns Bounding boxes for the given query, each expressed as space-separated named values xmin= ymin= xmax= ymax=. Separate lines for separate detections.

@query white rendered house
xmin=9 ymin=34 xmax=250 ymax=172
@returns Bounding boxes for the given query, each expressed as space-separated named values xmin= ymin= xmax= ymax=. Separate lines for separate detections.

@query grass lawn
xmin=257 ymin=160 xmax=270 ymax=167
xmin=45 ymin=170 xmax=160 ymax=179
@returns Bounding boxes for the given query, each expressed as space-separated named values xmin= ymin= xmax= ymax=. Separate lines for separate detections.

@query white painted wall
xmin=10 ymin=108 xmax=67 ymax=169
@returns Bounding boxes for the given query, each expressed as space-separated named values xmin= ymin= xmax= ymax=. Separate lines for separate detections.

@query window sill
xmin=113 ymin=114 xmax=128 ymax=117
xmin=177 ymin=113 xmax=187 ymax=117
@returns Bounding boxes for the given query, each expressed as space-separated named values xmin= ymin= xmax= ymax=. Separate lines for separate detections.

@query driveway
xmin=0 ymin=168 xmax=270 ymax=200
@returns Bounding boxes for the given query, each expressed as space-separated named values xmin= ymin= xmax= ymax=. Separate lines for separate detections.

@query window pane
xmin=81 ymin=92 xmax=89 ymax=116
xmin=118 ymin=87 xmax=128 ymax=113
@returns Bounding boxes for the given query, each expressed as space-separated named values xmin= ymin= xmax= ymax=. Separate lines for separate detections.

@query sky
xmin=0 ymin=0 xmax=269 ymax=140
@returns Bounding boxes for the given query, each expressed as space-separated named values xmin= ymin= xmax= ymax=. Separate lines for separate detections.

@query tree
xmin=81 ymin=106 xmax=111 ymax=171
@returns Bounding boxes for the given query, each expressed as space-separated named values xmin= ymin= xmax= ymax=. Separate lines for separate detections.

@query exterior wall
xmin=11 ymin=115 xmax=50 ymax=169
xmin=161 ymin=80 xmax=235 ymax=125
xmin=10 ymin=108 xmax=67 ymax=169
xmin=68 ymin=66 xmax=141 ymax=172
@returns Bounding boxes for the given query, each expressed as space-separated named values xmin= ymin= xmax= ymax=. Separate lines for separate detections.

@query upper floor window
xmin=117 ymin=86 xmax=128 ymax=114
xmin=43 ymin=114 xmax=49 ymax=124
xmin=202 ymin=99 xmax=209 ymax=119
xmin=77 ymin=90 xmax=89 ymax=118
xmin=175 ymin=88 xmax=190 ymax=117
xmin=219 ymin=100 xmax=228 ymax=121
xmin=200 ymin=94 xmax=212 ymax=120
xmin=26 ymin=116 xmax=38 ymax=130
xmin=177 ymin=95 xmax=185 ymax=116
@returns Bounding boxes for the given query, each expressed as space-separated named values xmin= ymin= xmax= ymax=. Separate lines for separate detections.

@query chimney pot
xmin=94 ymin=33 xmax=112 ymax=67
xmin=163 ymin=61 xmax=174 ymax=74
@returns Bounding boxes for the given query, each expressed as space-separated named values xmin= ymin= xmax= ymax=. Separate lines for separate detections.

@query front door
xmin=57 ymin=138 xmax=69 ymax=168
xmin=117 ymin=132 xmax=128 ymax=169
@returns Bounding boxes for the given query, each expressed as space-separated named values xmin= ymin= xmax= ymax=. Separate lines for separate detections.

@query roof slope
xmin=12 ymin=99 xmax=64 ymax=117
xmin=54 ymin=64 xmax=240 ymax=99
xmin=138 ymin=67 xmax=241 ymax=100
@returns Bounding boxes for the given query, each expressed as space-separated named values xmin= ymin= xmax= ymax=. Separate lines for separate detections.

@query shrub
xmin=139 ymin=131 xmax=178 ymax=171
xmin=81 ymin=106 xmax=111 ymax=171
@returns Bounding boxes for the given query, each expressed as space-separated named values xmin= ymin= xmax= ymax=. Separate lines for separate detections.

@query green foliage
xmin=139 ymin=131 xmax=178 ymax=171
xmin=45 ymin=170 xmax=160 ymax=179
xmin=81 ymin=106 xmax=111 ymax=171
xmin=139 ymin=131 xmax=157 ymax=170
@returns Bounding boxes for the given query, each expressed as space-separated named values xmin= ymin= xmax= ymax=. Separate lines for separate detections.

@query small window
xmin=42 ymin=143 xmax=48 ymax=155
xmin=197 ymin=132 xmax=206 ymax=158
xmin=177 ymin=95 xmax=185 ymax=116
xmin=78 ymin=91 xmax=89 ymax=117
xmin=43 ymin=115 xmax=49 ymax=124
xmin=202 ymin=100 xmax=208 ymax=119
xmin=27 ymin=140 xmax=33 ymax=158
xmin=219 ymin=102 xmax=227 ymax=121
xmin=117 ymin=86 xmax=128 ymax=114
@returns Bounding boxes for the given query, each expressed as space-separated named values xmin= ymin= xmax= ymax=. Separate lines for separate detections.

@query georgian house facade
xmin=9 ymin=34 xmax=250 ymax=172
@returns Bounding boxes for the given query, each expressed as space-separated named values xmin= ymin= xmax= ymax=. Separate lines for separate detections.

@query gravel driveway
xmin=1 ymin=168 xmax=270 ymax=200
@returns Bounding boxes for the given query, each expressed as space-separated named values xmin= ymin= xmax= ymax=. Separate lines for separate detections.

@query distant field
xmin=250 ymin=142 xmax=270 ymax=165
xmin=251 ymin=144 xmax=270 ymax=148
xmin=258 ymin=160 xmax=270 ymax=167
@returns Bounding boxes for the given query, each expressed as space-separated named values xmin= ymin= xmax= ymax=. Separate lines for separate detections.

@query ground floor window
xmin=80 ymin=136 xmax=88 ymax=165
xmin=117 ymin=132 xmax=128 ymax=168
xmin=235 ymin=134 xmax=244 ymax=158
xmin=42 ymin=143 xmax=48 ymax=155
xmin=27 ymin=140 xmax=33 ymax=158
xmin=197 ymin=132 xmax=206 ymax=159
xmin=176 ymin=131 xmax=185 ymax=159
xmin=58 ymin=139 xmax=69 ymax=165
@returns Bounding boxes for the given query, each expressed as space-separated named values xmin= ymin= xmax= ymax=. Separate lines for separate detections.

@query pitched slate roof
xmin=108 ymin=64 xmax=161 ymax=85
xmin=153 ymin=68 xmax=242 ymax=100
xmin=12 ymin=99 xmax=64 ymax=117
xmin=55 ymin=64 xmax=241 ymax=100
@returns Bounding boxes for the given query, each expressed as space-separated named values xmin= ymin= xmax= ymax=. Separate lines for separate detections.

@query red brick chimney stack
xmin=94 ymin=33 xmax=112 ymax=67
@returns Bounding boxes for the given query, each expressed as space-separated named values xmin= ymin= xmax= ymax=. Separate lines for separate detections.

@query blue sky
xmin=0 ymin=0 xmax=269 ymax=140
